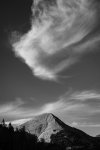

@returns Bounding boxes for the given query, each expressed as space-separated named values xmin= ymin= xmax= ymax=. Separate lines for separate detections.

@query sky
xmin=0 ymin=0 xmax=100 ymax=136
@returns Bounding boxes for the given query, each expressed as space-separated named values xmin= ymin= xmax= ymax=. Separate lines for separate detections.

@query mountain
xmin=19 ymin=113 xmax=94 ymax=147
xmin=1 ymin=113 xmax=100 ymax=150
xmin=19 ymin=113 xmax=62 ymax=142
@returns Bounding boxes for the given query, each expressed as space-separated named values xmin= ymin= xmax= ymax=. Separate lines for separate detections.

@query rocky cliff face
xmin=19 ymin=113 xmax=92 ymax=144
xmin=20 ymin=113 xmax=63 ymax=142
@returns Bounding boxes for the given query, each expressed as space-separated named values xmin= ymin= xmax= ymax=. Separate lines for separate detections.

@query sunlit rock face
xmin=19 ymin=113 xmax=92 ymax=143
xmin=19 ymin=113 xmax=63 ymax=142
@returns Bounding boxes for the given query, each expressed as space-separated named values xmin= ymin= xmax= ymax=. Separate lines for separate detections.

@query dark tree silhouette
xmin=8 ymin=123 xmax=14 ymax=132
xmin=1 ymin=118 xmax=6 ymax=127
xmin=0 ymin=118 xmax=100 ymax=150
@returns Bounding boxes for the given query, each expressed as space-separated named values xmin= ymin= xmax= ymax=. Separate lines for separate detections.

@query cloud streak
xmin=1 ymin=89 xmax=100 ymax=123
xmin=0 ymin=98 xmax=24 ymax=115
xmin=70 ymin=90 xmax=100 ymax=101
xmin=71 ymin=122 xmax=100 ymax=128
xmin=11 ymin=0 xmax=100 ymax=80
xmin=1 ymin=89 xmax=100 ymax=136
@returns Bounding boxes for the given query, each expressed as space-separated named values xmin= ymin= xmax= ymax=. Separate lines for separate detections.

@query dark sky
xmin=0 ymin=0 xmax=100 ymax=136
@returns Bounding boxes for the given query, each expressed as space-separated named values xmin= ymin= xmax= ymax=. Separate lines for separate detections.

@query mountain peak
xmin=35 ymin=113 xmax=55 ymax=120
xmin=19 ymin=113 xmax=63 ymax=142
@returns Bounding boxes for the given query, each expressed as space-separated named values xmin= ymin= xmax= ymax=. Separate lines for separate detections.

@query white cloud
xmin=70 ymin=90 xmax=100 ymax=101
xmin=1 ymin=90 xmax=100 ymax=126
xmin=71 ymin=122 xmax=100 ymax=127
xmin=71 ymin=121 xmax=79 ymax=127
xmin=0 ymin=98 xmax=24 ymax=114
xmin=0 ymin=98 xmax=65 ymax=119
xmin=61 ymin=90 xmax=100 ymax=113
xmin=11 ymin=0 xmax=99 ymax=81
xmin=41 ymin=100 xmax=65 ymax=113
xmin=0 ymin=94 xmax=83 ymax=119
xmin=6 ymin=118 xmax=32 ymax=126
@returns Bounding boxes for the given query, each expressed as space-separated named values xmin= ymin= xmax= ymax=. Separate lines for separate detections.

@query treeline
xmin=0 ymin=119 xmax=65 ymax=150
xmin=0 ymin=119 xmax=100 ymax=150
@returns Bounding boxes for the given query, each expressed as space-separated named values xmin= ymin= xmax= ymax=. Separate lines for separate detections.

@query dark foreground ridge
xmin=0 ymin=113 xmax=100 ymax=150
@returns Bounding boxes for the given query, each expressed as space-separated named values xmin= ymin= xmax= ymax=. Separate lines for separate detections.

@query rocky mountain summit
xmin=20 ymin=113 xmax=62 ymax=142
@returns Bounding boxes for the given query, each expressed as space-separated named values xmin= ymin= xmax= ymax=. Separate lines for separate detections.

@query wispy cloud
xmin=71 ymin=122 xmax=100 ymax=127
xmin=6 ymin=118 xmax=32 ymax=126
xmin=11 ymin=0 xmax=100 ymax=81
xmin=38 ymin=89 xmax=100 ymax=126
xmin=0 ymin=98 xmax=63 ymax=119
xmin=0 ymin=99 xmax=67 ymax=119
xmin=70 ymin=90 xmax=100 ymax=101
xmin=1 ymin=89 xmax=100 ymax=136
xmin=1 ymin=90 xmax=100 ymax=123
xmin=59 ymin=90 xmax=100 ymax=126
xmin=0 ymin=98 xmax=24 ymax=115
